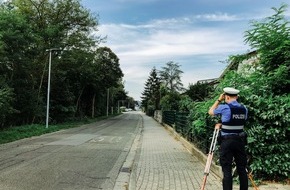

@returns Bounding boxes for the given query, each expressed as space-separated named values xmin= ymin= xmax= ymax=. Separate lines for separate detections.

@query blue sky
xmin=81 ymin=0 xmax=289 ymax=101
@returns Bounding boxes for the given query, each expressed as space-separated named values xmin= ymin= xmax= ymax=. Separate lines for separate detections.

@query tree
xmin=159 ymin=61 xmax=184 ymax=93
xmin=94 ymin=47 xmax=123 ymax=89
xmin=87 ymin=47 xmax=123 ymax=117
xmin=57 ymin=46 xmax=123 ymax=118
xmin=0 ymin=0 xmax=125 ymax=126
xmin=0 ymin=6 xmax=40 ymax=125
xmin=244 ymin=3 xmax=290 ymax=95
xmin=158 ymin=61 xmax=184 ymax=111
xmin=141 ymin=67 xmax=161 ymax=115
xmin=10 ymin=0 xmax=102 ymax=120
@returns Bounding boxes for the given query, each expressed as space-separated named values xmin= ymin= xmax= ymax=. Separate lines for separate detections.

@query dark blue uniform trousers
xmin=220 ymin=137 xmax=248 ymax=190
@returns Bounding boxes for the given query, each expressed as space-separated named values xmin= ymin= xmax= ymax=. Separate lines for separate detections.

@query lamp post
xmin=106 ymin=88 xmax=109 ymax=117
xmin=45 ymin=48 xmax=62 ymax=128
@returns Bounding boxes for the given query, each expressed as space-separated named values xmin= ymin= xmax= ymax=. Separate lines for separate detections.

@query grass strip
xmin=0 ymin=114 xmax=120 ymax=144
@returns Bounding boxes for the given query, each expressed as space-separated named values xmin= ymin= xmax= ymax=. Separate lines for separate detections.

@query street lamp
xmin=45 ymin=48 xmax=62 ymax=128
xmin=106 ymin=88 xmax=109 ymax=117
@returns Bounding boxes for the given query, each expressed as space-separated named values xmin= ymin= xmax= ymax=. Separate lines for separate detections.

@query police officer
xmin=208 ymin=87 xmax=248 ymax=190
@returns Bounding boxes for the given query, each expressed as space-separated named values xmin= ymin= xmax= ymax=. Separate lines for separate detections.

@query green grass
xmin=0 ymin=114 xmax=120 ymax=144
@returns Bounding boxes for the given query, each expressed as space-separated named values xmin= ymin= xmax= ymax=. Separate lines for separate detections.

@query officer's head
xmin=223 ymin=87 xmax=239 ymax=102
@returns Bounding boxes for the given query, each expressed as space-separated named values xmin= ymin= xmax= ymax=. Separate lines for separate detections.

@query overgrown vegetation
xmin=188 ymin=4 xmax=290 ymax=181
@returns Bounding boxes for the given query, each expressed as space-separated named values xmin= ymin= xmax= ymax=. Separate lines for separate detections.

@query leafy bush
xmin=241 ymin=4 xmax=290 ymax=180
xmin=160 ymin=92 xmax=181 ymax=111
xmin=245 ymin=92 xmax=290 ymax=180
xmin=188 ymin=67 xmax=290 ymax=180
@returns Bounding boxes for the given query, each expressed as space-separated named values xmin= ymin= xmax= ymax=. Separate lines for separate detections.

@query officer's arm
xmin=208 ymin=93 xmax=224 ymax=116
xmin=208 ymin=101 xmax=219 ymax=115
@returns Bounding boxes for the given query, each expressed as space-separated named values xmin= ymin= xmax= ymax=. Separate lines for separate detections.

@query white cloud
xmin=100 ymin=22 xmax=245 ymax=56
xmin=195 ymin=12 xmax=239 ymax=21
xmin=97 ymin=14 xmax=250 ymax=100
xmin=83 ymin=0 xmax=289 ymax=100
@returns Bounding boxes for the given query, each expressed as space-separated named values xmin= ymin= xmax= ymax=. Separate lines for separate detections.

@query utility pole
xmin=45 ymin=48 xmax=62 ymax=128
xmin=106 ymin=88 xmax=109 ymax=117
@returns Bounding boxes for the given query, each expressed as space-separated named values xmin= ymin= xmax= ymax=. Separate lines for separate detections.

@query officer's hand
xmin=218 ymin=93 xmax=225 ymax=102
xmin=215 ymin=123 xmax=221 ymax=129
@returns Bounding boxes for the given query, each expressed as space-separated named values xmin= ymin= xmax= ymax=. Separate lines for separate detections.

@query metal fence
xmin=175 ymin=112 xmax=189 ymax=137
xmin=162 ymin=111 xmax=175 ymax=126
xmin=162 ymin=110 xmax=212 ymax=154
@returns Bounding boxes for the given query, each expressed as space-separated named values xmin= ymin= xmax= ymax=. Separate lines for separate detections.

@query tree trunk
xmin=32 ymin=55 xmax=47 ymax=123
xmin=75 ymin=86 xmax=85 ymax=116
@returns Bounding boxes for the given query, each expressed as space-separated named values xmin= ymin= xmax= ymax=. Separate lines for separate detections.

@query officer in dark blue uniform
xmin=208 ymin=87 xmax=248 ymax=190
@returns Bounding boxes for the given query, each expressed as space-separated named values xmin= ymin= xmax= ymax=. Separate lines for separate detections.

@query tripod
xmin=201 ymin=124 xmax=260 ymax=190
xmin=200 ymin=125 xmax=220 ymax=190
xmin=232 ymin=162 xmax=260 ymax=190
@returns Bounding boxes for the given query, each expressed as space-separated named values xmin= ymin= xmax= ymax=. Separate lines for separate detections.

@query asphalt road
xmin=0 ymin=112 xmax=142 ymax=190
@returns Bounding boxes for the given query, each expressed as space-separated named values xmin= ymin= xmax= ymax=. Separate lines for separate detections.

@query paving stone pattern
xmin=130 ymin=114 xmax=290 ymax=190
xmin=132 ymin=115 xmax=221 ymax=190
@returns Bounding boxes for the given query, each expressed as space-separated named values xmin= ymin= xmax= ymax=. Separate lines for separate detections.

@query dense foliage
xmin=188 ymin=4 xmax=290 ymax=180
xmin=0 ymin=0 xmax=127 ymax=127
xmin=241 ymin=4 xmax=290 ymax=179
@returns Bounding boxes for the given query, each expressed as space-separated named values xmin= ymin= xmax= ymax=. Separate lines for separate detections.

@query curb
xmin=112 ymin=116 xmax=143 ymax=190
xmin=162 ymin=123 xmax=223 ymax=178
xmin=161 ymin=123 xmax=290 ymax=190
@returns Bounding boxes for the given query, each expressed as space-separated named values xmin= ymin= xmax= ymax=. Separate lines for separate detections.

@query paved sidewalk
xmin=130 ymin=114 xmax=221 ymax=190
xmin=127 ymin=113 xmax=290 ymax=190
